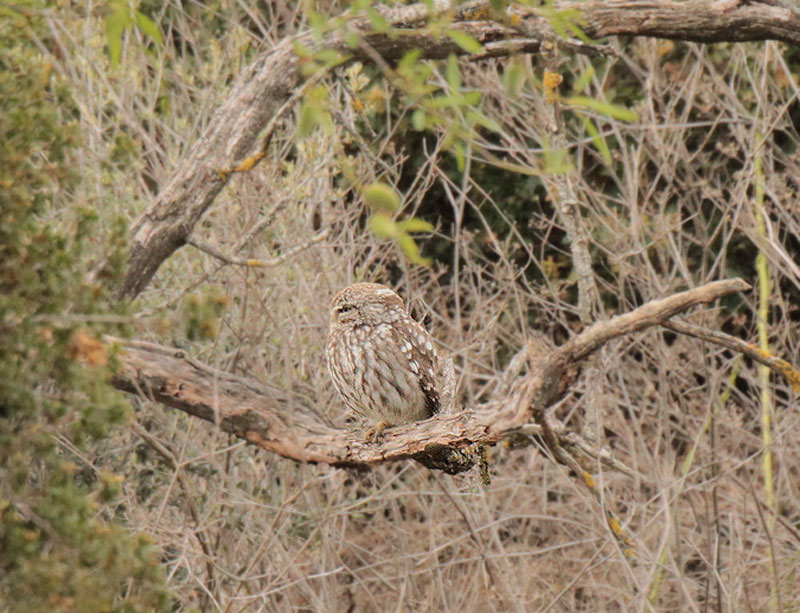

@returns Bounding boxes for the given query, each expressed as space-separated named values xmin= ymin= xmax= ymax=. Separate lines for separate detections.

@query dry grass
xmin=47 ymin=3 xmax=800 ymax=611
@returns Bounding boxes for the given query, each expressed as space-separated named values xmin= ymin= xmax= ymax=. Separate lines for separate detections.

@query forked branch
xmin=112 ymin=278 xmax=752 ymax=472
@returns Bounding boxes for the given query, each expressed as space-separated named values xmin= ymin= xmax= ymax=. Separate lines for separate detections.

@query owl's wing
xmin=393 ymin=316 xmax=441 ymax=417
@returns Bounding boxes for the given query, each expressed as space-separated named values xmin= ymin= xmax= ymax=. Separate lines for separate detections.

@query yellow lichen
xmin=775 ymin=359 xmax=800 ymax=392
xmin=463 ymin=7 xmax=492 ymax=21
xmin=543 ymin=69 xmax=563 ymax=103
xmin=747 ymin=345 xmax=800 ymax=391
xmin=235 ymin=151 xmax=265 ymax=173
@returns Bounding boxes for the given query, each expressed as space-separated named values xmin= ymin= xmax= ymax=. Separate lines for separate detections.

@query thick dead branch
xmin=560 ymin=0 xmax=800 ymax=44
xmin=112 ymin=279 xmax=750 ymax=472
xmin=118 ymin=0 xmax=799 ymax=300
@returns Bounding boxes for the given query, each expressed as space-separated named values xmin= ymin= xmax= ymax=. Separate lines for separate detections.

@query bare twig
xmin=186 ymin=230 xmax=330 ymax=268
xmin=131 ymin=420 xmax=218 ymax=605
xmin=661 ymin=319 xmax=800 ymax=391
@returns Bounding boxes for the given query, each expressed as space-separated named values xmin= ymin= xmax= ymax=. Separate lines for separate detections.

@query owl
xmin=326 ymin=282 xmax=440 ymax=436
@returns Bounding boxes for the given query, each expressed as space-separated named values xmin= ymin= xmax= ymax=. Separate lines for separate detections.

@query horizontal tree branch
xmin=111 ymin=278 xmax=751 ymax=472
xmin=550 ymin=0 xmax=799 ymax=44
xmin=118 ymin=0 xmax=798 ymax=300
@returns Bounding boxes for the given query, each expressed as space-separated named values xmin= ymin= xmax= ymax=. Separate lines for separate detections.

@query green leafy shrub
xmin=0 ymin=9 xmax=170 ymax=612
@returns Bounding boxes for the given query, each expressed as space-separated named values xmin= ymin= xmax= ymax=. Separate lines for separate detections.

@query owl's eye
xmin=337 ymin=304 xmax=354 ymax=313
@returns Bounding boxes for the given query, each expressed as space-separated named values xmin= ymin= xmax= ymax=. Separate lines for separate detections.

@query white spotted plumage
xmin=326 ymin=282 xmax=440 ymax=427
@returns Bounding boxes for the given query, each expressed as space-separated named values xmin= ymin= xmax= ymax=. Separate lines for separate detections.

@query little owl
xmin=326 ymin=282 xmax=440 ymax=436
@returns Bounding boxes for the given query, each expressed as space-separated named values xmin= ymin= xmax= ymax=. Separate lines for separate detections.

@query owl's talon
xmin=365 ymin=422 xmax=388 ymax=442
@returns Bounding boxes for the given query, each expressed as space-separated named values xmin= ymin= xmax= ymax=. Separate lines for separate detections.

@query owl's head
xmin=329 ymin=282 xmax=406 ymax=327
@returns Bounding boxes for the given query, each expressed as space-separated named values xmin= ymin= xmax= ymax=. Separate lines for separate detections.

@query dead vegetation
xmin=44 ymin=1 xmax=800 ymax=610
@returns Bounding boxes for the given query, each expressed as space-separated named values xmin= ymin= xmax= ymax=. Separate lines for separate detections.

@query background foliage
xmin=3 ymin=1 xmax=799 ymax=611
xmin=0 ymin=5 xmax=169 ymax=611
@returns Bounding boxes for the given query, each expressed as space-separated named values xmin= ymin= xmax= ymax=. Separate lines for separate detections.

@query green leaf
xmin=398 ymin=217 xmax=434 ymax=233
xmin=397 ymin=49 xmax=422 ymax=74
xmin=365 ymin=7 xmax=390 ymax=31
xmin=308 ymin=11 xmax=328 ymax=40
xmin=544 ymin=10 xmax=570 ymax=40
xmin=363 ymin=182 xmax=401 ymax=212
xmin=453 ymin=142 xmax=466 ymax=172
xmin=543 ymin=145 xmax=572 ymax=175
xmin=369 ymin=213 xmax=398 ymax=238
xmin=345 ymin=32 xmax=361 ymax=48
xmin=541 ymin=8 xmax=592 ymax=44
xmin=446 ymin=30 xmax=484 ymax=54
xmin=467 ymin=110 xmax=501 ymax=132
xmin=338 ymin=157 xmax=357 ymax=185
xmin=293 ymin=41 xmax=312 ymax=58
xmin=313 ymin=49 xmax=347 ymax=69
xmin=462 ymin=90 xmax=482 ymax=106
xmin=106 ymin=26 xmax=122 ymax=68
xmin=134 ymin=10 xmax=163 ymax=45
xmin=398 ymin=234 xmax=431 ymax=266
xmin=0 ymin=5 xmax=26 ymax=20
xmin=429 ymin=94 xmax=461 ymax=109
xmin=581 ymin=116 xmax=612 ymax=165
xmin=297 ymin=102 xmax=322 ymax=138
xmin=564 ymin=18 xmax=595 ymax=45
xmin=571 ymin=66 xmax=594 ymax=94
xmin=105 ymin=4 xmax=130 ymax=68
xmin=565 ymin=96 xmax=639 ymax=122
xmin=503 ymin=61 xmax=525 ymax=98
xmin=411 ymin=108 xmax=427 ymax=131
xmin=445 ymin=54 xmax=461 ymax=90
